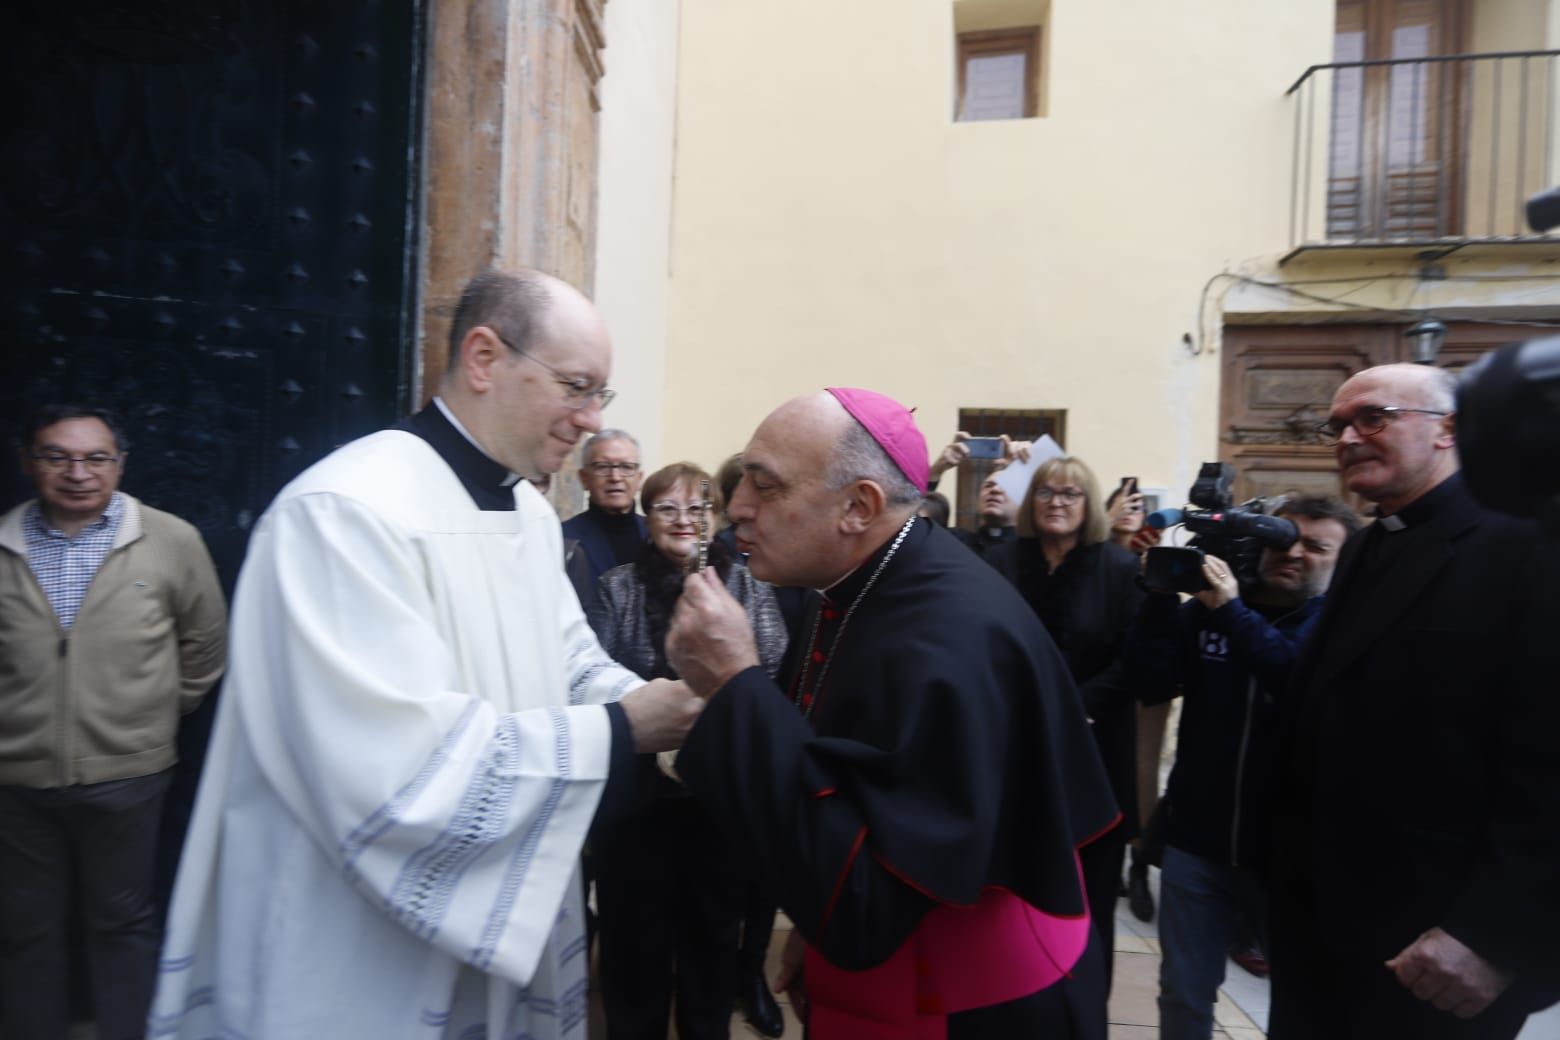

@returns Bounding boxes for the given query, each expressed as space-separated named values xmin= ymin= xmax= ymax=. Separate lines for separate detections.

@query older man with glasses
xmin=0 ymin=403 xmax=227 ymax=1040
xmin=562 ymin=429 xmax=649 ymax=614
xmin=1269 ymin=362 xmax=1560 ymax=1040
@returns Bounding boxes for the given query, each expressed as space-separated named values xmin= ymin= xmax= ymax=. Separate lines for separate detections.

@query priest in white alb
xmin=150 ymin=269 xmax=703 ymax=1039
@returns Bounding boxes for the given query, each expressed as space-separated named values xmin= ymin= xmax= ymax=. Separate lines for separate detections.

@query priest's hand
xmin=619 ymin=679 xmax=704 ymax=753
xmin=667 ymin=568 xmax=761 ymax=697
xmin=1385 ymin=927 xmax=1513 ymax=1017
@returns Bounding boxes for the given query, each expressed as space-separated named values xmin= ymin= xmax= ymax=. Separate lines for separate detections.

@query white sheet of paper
xmin=992 ymin=434 xmax=1064 ymax=505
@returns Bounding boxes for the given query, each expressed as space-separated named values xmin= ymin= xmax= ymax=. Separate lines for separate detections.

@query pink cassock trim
xmin=802 ymin=872 xmax=1090 ymax=1040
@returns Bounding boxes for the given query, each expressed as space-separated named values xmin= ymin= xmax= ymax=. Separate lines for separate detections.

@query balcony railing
xmin=1286 ymin=50 xmax=1560 ymax=254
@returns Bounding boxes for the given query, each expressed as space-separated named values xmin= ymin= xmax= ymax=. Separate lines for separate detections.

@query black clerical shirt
xmin=396 ymin=402 xmax=521 ymax=511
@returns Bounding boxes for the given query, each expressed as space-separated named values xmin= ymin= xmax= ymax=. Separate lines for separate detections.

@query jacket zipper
xmin=57 ymin=627 xmax=73 ymax=786
xmin=1227 ymin=601 xmax=1307 ymax=867
xmin=1229 ymin=676 xmax=1256 ymax=867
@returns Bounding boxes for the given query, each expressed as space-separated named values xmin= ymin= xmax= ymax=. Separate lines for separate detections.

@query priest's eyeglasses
xmin=30 ymin=452 xmax=123 ymax=473
xmin=490 ymin=329 xmax=617 ymax=410
xmin=1033 ymin=487 xmax=1086 ymax=504
xmin=1315 ymin=406 xmax=1448 ymax=443
xmin=649 ymin=502 xmax=710 ymax=522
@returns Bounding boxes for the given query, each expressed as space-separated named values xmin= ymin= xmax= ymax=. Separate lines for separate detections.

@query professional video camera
xmin=1141 ymin=462 xmax=1299 ymax=594
xmin=1452 ymin=188 xmax=1560 ymax=535
xmin=1458 ymin=335 xmax=1560 ymax=533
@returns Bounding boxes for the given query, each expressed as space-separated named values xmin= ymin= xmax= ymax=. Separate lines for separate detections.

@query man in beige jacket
xmin=0 ymin=404 xmax=226 ymax=1040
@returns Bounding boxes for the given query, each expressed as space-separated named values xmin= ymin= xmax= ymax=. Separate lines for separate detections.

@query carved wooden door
xmin=1220 ymin=322 xmax=1524 ymax=507
xmin=0 ymin=1 xmax=425 ymax=589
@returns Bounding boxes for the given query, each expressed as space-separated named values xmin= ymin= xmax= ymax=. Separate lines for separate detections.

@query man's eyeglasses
xmin=586 ymin=462 xmax=641 ymax=476
xmin=489 ymin=329 xmax=617 ymax=410
xmin=1034 ymin=487 xmax=1085 ymax=504
xmin=649 ymin=502 xmax=710 ymax=522
xmin=1315 ymin=406 xmax=1449 ymax=443
xmin=30 ymin=452 xmax=122 ymax=474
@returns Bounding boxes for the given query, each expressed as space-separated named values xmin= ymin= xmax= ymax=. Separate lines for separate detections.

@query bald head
xmin=1340 ymin=363 xmax=1457 ymax=412
xmin=444 ymin=269 xmax=605 ymax=378
xmin=728 ymin=392 xmax=921 ymax=588
xmin=437 ymin=267 xmax=612 ymax=479
xmin=1330 ymin=363 xmax=1458 ymax=514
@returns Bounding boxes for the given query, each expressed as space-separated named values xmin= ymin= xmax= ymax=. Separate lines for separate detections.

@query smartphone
xmin=1119 ymin=476 xmax=1139 ymax=499
xmin=965 ymin=437 xmax=1004 ymax=460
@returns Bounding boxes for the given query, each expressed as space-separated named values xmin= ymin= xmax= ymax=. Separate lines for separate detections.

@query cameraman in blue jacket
xmin=1127 ymin=494 xmax=1359 ymax=1040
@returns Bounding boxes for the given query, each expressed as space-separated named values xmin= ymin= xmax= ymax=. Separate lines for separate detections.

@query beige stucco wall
xmin=1462 ymin=0 xmax=1557 ymax=235
xmin=594 ymin=0 xmax=681 ymax=471
xmin=660 ymin=0 xmax=1334 ymax=498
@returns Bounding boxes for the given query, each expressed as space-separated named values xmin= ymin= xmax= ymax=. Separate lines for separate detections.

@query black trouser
xmin=739 ymin=885 xmax=776 ymax=975
xmin=594 ymin=794 xmax=742 ymax=1040
xmin=0 ymin=770 xmax=171 ymax=1040
xmin=1079 ymin=828 xmax=1127 ymax=996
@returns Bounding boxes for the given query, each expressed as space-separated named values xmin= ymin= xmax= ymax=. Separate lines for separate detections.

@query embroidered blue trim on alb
xmin=559 ymin=977 xmax=589 ymax=1034
xmin=558 ymin=932 xmax=587 ymax=966
xmin=568 ymin=661 xmax=611 ymax=705
xmin=386 ymin=715 xmax=522 ymax=941
xmin=343 ymin=697 xmax=483 ymax=871
xmin=146 ymin=984 xmax=219 ymax=1037
xmin=609 ymin=674 xmax=638 ymax=702
xmin=470 ymin=707 xmax=572 ymax=970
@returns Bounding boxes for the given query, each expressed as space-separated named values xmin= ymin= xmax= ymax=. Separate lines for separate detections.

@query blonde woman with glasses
xmin=1011 ymin=455 xmax=1145 ymax=1009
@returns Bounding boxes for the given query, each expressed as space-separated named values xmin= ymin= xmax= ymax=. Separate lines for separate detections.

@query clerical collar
xmin=820 ymin=516 xmax=924 ymax=604
xmin=1372 ymin=472 xmax=1462 ymax=533
xmin=433 ymin=398 xmax=522 ymax=488
xmin=398 ymin=401 xmax=520 ymax=511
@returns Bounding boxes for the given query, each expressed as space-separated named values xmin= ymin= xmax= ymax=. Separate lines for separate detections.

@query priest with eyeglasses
xmin=151 ymin=269 xmax=703 ymax=1040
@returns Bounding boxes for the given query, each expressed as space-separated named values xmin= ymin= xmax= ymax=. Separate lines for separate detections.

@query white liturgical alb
xmin=151 ymin=430 xmax=643 ymax=1039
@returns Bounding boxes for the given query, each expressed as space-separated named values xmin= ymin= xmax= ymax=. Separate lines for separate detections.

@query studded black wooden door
xmin=0 ymin=0 xmax=424 ymax=588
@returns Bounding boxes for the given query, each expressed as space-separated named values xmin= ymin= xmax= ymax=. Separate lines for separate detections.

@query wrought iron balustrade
xmin=1287 ymin=50 xmax=1559 ymax=251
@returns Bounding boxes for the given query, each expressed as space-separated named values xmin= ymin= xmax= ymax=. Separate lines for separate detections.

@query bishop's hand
xmin=668 ymin=568 xmax=760 ymax=697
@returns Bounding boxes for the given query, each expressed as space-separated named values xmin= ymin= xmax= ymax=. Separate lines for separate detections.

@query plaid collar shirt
xmin=24 ymin=491 xmax=126 ymax=629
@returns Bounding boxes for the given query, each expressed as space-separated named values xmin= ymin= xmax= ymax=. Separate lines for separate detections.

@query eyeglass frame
xmin=647 ymin=501 xmax=712 ymax=522
xmin=486 ymin=328 xmax=617 ymax=410
xmin=1033 ymin=486 xmax=1086 ymax=504
xmin=1314 ymin=405 xmax=1449 ymax=443
xmin=585 ymin=461 xmax=641 ymax=476
xmin=29 ymin=451 xmax=124 ymax=474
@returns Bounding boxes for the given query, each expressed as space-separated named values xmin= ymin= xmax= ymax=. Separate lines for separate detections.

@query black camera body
xmin=1144 ymin=463 xmax=1299 ymax=594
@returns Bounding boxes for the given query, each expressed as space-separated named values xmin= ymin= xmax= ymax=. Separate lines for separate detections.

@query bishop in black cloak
xmin=668 ymin=389 xmax=1120 ymax=1039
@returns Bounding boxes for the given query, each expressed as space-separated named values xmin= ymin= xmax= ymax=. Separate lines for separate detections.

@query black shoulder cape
xmin=677 ymin=518 xmax=1119 ymax=969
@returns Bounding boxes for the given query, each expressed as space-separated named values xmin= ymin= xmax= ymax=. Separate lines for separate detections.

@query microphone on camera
xmin=1146 ymin=508 xmax=1184 ymax=530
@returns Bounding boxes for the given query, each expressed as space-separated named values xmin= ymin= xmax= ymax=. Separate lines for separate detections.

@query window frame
xmin=955 ymin=26 xmax=1041 ymax=122
xmin=952 ymin=407 xmax=1066 ymax=530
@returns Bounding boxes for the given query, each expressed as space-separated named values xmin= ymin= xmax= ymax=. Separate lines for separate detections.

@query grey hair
xmin=582 ymin=429 xmax=641 ymax=461
xmin=445 ymin=269 xmax=550 ymax=373
xmin=825 ymin=421 xmax=922 ymax=507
